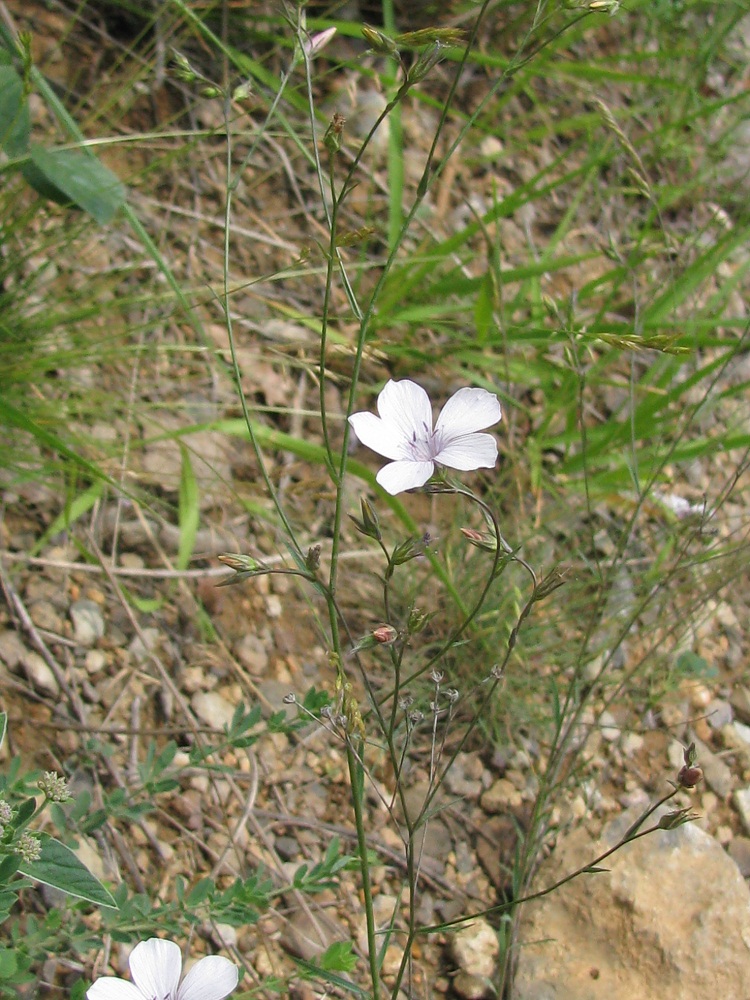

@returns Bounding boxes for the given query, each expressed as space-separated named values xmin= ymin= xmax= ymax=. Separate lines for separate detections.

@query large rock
xmin=514 ymin=808 xmax=750 ymax=1000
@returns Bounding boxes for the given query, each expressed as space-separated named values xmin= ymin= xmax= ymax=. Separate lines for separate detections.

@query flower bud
xmin=303 ymin=26 xmax=337 ymax=59
xmin=349 ymin=497 xmax=381 ymax=540
xmin=16 ymin=831 xmax=42 ymax=864
xmin=373 ymin=624 xmax=398 ymax=645
xmin=361 ymin=24 xmax=399 ymax=57
xmin=38 ymin=772 xmax=70 ymax=802
xmin=305 ymin=544 xmax=321 ymax=572
xmin=460 ymin=526 xmax=497 ymax=553
xmin=677 ymin=765 xmax=703 ymax=789
xmin=232 ymin=81 xmax=252 ymax=102
xmin=324 ymin=112 xmax=346 ymax=155
xmin=217 ymin=553 xmax=260 ymax=572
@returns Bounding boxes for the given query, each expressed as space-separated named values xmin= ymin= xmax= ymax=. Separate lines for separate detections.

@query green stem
xmin=345 ymin=740 xmax=381 ymax=1000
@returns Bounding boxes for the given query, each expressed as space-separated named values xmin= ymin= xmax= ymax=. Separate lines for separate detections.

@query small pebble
xmin=21 ymin=650 xmax=58 ymax=694
xmin=733 ymin=787 xmax=750 ymax=836
xmin=191 ymin=690 xmax=236 ymax=730
xmin=70 ymin=599 xmax=105 ymax=647
xmin=84 ymin=649 xmax=107 ymax=674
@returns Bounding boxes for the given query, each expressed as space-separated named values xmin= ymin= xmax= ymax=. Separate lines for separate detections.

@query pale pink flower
xmin=87 ymin=938 xmax=238 ymax=1000
xmin=302 ymin=27 xmax=337 ymax=59
xmin=348 ymin=379 xmax=501 ymax=495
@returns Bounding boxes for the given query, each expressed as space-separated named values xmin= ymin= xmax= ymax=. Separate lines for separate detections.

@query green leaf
xmin=675 ymin=650 xmax=716 ymax=679
xmin=23 ymin=144 xmax=126 ymax=225
xmin=294 ymin=954 xmax=366 ymax=995
xmin=0 ymin=855 xmax=20 ymax=883
xmin=18 ymin=834 xmax=117 ymax=908
xmin=474 ymin=271 xmax=494 ymax=344
xmin=318 ymin=941 xmax=357 ymax=973
xmin=0 ymin=947 xmax=18 ymax=979
xmin=0 ymin=65 xmax=29 ymax=157
xmin=177 ymin=444 xmax=200 ymax=571
xmin=0 ymin=712 xmax=6 ymax=752
xmin=15 ymin=797 xmax=36 ymax=826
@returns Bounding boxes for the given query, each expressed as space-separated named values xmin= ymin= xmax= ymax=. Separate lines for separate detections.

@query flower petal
xmin=376 ymin=380 xmax=433 ymax=444
xmin=376 ymin=460 xmax=435 ymax=495
xmin=435 ymin=387 xmax=501 ymax=438
xmin=177 ymin=956 xmax=239 ymax=1000
xmin=348 ymin=411 xmax=406 ymax=461
xmin=434 ymin=432 xmax=498 ymax=471
xmin=87 ymin=978 xmax=146 ymax=1000
xmin=130 ymin=939 xmax=182 ymax=1000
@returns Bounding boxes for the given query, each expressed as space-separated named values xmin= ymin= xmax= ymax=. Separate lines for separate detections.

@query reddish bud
xmin=677 ymin=765 xmax=703 ymax=789
xmin=373 ymin=625 xmax=398 ymax=645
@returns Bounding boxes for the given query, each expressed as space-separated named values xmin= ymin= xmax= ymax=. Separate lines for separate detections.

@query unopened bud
xmin=324 ymin=112 xmax=346 ymax=154
xmin=350 ymin=497 xmax=381 ymax=540
xmin=16 ymin=832 xmax=42 ymax=864
xmin=373 ymin=624 xmax=398 ymax=645
xmin=38 ymin=772 xmax=70 ymax=802
xmin=232 ymin=81 xmax=252 ymax=101
xmin=460 ymin=527 xmax=497 ymax=553
xmin=218 ymin=553 xmax=261 ymax=573
xmin=172 ymin=50 xmax=197 ymax=82
xmin=677 ymin=765 xmax=703 ymax=789
xmin=306 ymin=544 xmax=321 ymax=571
xmin=303 ymin=26 xmax=337 ymax=59
xmin=361 ymin=24 xmax=399 ymax=57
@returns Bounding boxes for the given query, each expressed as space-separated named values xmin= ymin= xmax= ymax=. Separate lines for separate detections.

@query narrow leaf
xmin=177 ymin=444 xmax=200 ymax=571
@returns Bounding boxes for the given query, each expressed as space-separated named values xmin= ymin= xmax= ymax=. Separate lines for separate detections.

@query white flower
xmin=87 ymin=938 xmax=238 ymax=1000
xmin=348 ymin=379 xmax=502 ymax=495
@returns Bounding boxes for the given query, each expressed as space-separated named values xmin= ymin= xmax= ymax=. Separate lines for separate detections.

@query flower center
xmin=405 ymin=422 xmax=440 ymax=462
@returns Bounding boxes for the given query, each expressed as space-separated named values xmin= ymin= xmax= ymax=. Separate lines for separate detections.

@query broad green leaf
xmin=0 ymin=947 xmax=17 ymax=979
xmin=0 ymin=854 xmax=19 ymax=883
xmin=177 ymin=444 xmax=199 ymax=571
xmin=0 ymin=65 xmax=30 ymax=158
xmin=23 ymin=144 xmax=126 ymax=224
xmin=19 ymin=833 xmax=117 ymax=908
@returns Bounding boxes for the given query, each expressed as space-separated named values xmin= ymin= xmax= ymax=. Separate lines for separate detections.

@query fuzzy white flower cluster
xmin=348 ymin=379 xmax=502 ymax=495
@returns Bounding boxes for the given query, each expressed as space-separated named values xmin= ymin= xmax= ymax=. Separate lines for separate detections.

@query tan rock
xmin=514 ymin=808 xmax=750 ymax=1000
